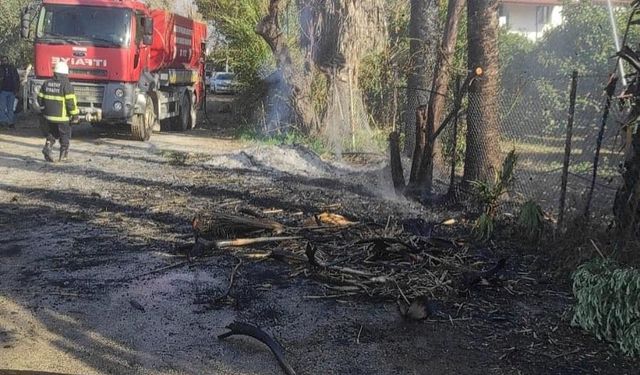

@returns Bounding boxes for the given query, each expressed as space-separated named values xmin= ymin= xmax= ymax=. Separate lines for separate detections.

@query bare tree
xmin=257 ymin=0 xmax=319 ymax=134
xmin=463 ymin=0 xmax=501 ymax=184
xmin=409 ymin=0 xmax=465 ymax=194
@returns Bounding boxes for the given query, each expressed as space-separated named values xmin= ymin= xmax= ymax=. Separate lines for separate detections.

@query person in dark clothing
xmin=37 ymin=61 xmax=80 ymax=162
xmin=0 ymin=55 xmax=20 ymax=128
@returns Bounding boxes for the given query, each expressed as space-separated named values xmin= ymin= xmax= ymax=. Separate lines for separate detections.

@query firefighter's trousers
xmin=41 ymin=118 xmax=71 ymax=153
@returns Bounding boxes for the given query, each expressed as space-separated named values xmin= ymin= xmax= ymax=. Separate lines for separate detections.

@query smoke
xmin=258 ymin=68 xmax=292 ymax=136
xmin=321 ymin=78 xmax=378 ymax=158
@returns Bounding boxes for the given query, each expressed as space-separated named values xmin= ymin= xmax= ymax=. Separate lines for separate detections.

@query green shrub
xmin=471 ymin=149 xmax=518 ymax=241
xmin=572 ymin=258 xmax=640 ymax=356
xmin=518 ymin=200 xmax=545 ymax=240
xmin=473 ymin=212 xmax=495 ymax=242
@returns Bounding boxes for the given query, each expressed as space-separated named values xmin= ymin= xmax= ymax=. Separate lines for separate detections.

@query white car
xmin=209 ymin=72 xmax=237 ymax=94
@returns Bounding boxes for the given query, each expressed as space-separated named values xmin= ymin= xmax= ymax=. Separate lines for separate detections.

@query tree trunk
xmin=308 ymin=0 xmax=387 ymax=151
xmin=408 ymin=105 xmax=428 ymax=189
xmin=404 ymin=0 xmax=441 ymax=155
xmin=257 ymin=0 xmax=319 ymax=134
xmin=412 ymin=0 xmax=466 ymax=194
xmin=389 ymin=131 xmax=406 ymax=194
xmin=463 ymin=0 xmax=502 ymax=184
xmin=614 ymin=130 xmax=640 ymax=237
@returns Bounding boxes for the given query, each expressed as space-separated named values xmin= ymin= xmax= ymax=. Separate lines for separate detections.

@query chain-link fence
xmin=495 ymin=72 xmax=623 ymax=220
xmin=419 ymin=71 xmax=626 ymax=221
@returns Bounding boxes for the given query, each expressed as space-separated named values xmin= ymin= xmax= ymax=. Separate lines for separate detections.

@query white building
xmin=499 ymin=0 xmax=630 ymax=42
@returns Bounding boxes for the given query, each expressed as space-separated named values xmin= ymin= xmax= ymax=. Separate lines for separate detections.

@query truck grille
xmin=73 ymin=84 xmax=104 ymax=108
xmin=70 ymin=68 xmax=108 ymax=77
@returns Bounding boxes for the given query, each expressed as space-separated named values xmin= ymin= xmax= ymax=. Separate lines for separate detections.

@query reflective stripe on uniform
xmin=40 ymin=99 xmax=69 ymax=121
xmin=38 ymin=93 xmax=65 ymax=102
xmin=39 ymin=79 xmax=79 ymax=122
xmin=65 ymin=94 xmax=79 ymax=115
xmin=38 ymin=92 xmax=77 ymax=121
xmin=44 ymin=115 xmax=71 ymax=122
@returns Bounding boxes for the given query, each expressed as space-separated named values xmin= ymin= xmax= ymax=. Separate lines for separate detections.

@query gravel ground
xmin=0 ymin=98 xmax=638 ymax=375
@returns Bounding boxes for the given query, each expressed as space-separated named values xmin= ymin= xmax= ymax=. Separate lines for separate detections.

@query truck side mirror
xmin=20 ymin=7 xmax=31 ymax=39
xmin=142 ymin=17 xmax=153 ymax=45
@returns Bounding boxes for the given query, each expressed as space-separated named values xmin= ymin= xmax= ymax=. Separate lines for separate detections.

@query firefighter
xmin=37 ymin=61 xmax=79 ymax=162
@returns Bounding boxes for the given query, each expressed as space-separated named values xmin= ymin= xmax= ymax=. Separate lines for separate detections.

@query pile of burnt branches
xmin=187 ymin=210 xmax=507 ymax=302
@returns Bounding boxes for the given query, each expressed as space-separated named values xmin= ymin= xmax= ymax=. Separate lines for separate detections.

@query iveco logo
xmin=73 ymin=51 xmax=86 ymax=57
xmin=52 ymin=56 xmax=108 ymax=68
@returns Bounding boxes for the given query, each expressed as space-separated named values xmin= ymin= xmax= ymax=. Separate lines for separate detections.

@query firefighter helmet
xmin=54 ymin=61 xmax=69 ymax=75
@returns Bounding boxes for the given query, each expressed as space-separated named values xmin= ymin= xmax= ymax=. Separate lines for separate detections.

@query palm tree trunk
xmin=463 ymin=0 xmax=502 ymax=184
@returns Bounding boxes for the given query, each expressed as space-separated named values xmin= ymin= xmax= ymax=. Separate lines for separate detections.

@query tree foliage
xmin=499 ymin=2 xmax=635 ymax=134
xmin=0 ymin=0 xmax=32 ymax=66
xmin=535 ymin=1 xmax=630 ymax=75
xmin=358 ymin=0 xmax=410 ymax=129
xmin=145 ymin=0 xmax=173 ymax=10
xmin=196 ymin=0 xmax=273 ymax=84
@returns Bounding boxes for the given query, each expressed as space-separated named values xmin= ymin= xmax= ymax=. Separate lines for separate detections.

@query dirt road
xmin=0 ymin=101 xmax=637 ymax=374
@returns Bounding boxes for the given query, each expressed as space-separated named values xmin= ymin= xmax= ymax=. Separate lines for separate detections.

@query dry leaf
xmin=441 ymin=218 xmax=457 ymax=226
xmin=303 ymin=212 xmax=357 ymax=227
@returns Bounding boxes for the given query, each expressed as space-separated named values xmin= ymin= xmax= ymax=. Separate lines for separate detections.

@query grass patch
xmin=236 ymin=127 xmax=327 ymax=155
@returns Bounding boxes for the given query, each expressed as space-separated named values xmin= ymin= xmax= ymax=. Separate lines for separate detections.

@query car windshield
xmin=36 ymin=5 xmax=132 ymax=47
xmin=216 ymin=73 xmax=235 ymax=80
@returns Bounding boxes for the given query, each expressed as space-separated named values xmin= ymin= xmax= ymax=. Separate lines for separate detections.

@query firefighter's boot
xmin=42 ymin=140 xmax=55 ymax=162
xmin=59 ymin=149 xmax=69 ymax=163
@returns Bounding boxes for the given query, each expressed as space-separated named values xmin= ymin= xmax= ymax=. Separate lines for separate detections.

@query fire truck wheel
xmin=131 ymin=97 xmax=154 ymax=141
xmin=149 ymin=95 xmax=160 ymax=132
xmin=172 ymin=93 xmax=192 ymax=132
xmin=145 ymin=98 xmax=157 ymax=134
xmin=190 ymin=94 xmax=197 ymax=130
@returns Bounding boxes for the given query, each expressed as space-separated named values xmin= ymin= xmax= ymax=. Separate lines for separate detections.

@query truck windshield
xmin=36 ymin=5 xmax=132 ymax=48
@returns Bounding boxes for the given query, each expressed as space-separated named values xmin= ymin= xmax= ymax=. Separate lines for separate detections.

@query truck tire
xmin=149 ymin=93 xmax=161 ymax=132
xmin=190 ymin=94 xmax=197 ymax=130
xmin=131 ymin=97 xmax=155 ymax=141
xmin=171 ymin=93 xmax=192 ymax=131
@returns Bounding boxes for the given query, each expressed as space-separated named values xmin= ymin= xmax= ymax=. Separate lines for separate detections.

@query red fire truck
xmin=20 ymin=0 xmax=207 ymax=141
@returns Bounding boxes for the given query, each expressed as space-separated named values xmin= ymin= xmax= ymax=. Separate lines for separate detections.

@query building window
xmin=536 ymin=6 xmax=551 ymax=25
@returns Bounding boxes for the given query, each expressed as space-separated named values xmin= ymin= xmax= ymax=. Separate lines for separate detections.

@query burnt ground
xmin=0 ymin=95 xmax=637 ymax=375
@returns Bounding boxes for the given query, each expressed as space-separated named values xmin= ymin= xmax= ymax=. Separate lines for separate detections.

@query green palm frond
xmin=518 ymin=200 xmax=544 ymax=240
xmin=572 ymin=259 xmax=640 ymax=357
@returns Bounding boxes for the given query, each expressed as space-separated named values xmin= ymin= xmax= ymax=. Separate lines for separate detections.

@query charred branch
xmin=219 ymin=322 xmax=297 ymax=375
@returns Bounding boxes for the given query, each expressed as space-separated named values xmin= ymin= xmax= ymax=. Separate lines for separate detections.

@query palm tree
xmin=463 ymin=0 xmax=502 ymax=184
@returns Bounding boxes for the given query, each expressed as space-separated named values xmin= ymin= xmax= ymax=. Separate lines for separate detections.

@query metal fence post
xmin=558 ymin=70 xmax=579 ymax=228
xmin=585 ymin=74 xmax=619 ymax=218
xmin=447 ymin=75 xmax=462 ymax=199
